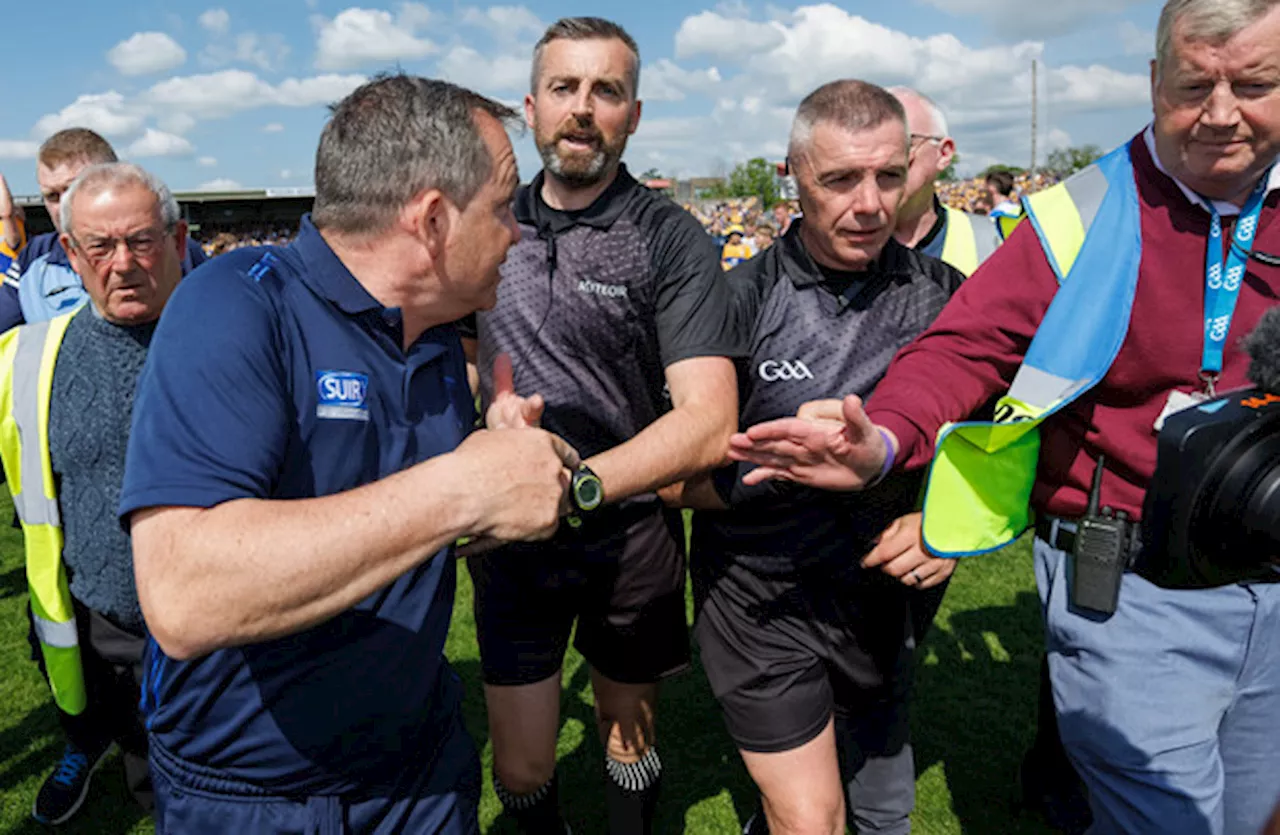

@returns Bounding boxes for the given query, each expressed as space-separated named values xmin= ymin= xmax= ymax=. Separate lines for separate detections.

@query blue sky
xmin=1 ymin=0 xmax=1164 ymax=196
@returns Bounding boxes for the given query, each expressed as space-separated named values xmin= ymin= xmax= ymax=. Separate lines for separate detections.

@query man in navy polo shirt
xmin=119 ymin=75 xmax=578 ymax=834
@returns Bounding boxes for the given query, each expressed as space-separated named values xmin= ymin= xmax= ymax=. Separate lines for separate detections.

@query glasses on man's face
xmin=72 ymin=226 xmax=173 ymax=265
xmin=908 ymin=133 xmax=944 ymax=163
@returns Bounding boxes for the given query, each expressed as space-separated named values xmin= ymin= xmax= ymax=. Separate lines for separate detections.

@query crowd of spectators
xmin=675 ymin=169 xmax=1058 ymax=270
xmin=936 ymin=170 xmax=1059 ymax=214
xmin=682 ymin=197 xmax=799 ymax=267
xmin=187 ymin=170 xmax=1058 ymax=266
xmin=193 ymin=223 xmax=295 ymax=257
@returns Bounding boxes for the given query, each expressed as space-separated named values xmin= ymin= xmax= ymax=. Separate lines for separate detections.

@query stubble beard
xmin=537 ymin=124 xmax=630 ymax=189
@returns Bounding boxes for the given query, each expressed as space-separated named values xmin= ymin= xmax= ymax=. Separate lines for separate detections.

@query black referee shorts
xmin=469 ymin=504 xmax=689 ymax=687
xmin=692 ymin=556 xmax=914 ymax=754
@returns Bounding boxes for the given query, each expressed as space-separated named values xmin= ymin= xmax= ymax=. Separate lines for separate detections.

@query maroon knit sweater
xmin=867 ymin=134 xmax=1280 ymax=520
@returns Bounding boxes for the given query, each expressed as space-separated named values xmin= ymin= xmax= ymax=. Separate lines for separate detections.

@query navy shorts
xmin=469 ymin=505 xmax=689 ymax=686
xmin=149 ymin=710 xmax=480 ymax=835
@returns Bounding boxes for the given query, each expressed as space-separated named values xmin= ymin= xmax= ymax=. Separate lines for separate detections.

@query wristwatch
xmin=566 ymin=464 xmax=604 ymax=528
xmin=572 ymin=463 xmax=604 ymax=512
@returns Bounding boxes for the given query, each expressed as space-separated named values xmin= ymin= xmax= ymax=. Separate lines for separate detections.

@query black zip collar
xmin=778 ymin=219 xmax=914 ymax=289
xmin=515 ymin=164 xmax=638 ymax=234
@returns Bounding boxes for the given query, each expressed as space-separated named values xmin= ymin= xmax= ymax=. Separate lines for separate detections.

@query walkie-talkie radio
xmin=1071 ymin=455 xmax=1135 ymax=616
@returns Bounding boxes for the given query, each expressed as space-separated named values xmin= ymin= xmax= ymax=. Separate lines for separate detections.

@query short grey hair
xmin=60 ymin=162 xmax=179 ymax=237
xmin=1156 ymin=0 xmax=1280 ymax=79
xmin=788 ymin=80 xmax=908 ymax=161
xmin=531 ymin=17 xmax=641 ymax=98
xmin=312 ymin=74 xmax=520 ymax=237
xmin=887 ymin=86 xmax=949 ymax=138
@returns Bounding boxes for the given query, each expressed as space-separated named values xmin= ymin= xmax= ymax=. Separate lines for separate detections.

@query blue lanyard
xmin=1203 ymin=175 xmax=1270 ymax=390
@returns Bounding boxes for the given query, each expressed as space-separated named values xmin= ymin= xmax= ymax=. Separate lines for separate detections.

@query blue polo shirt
xmin=119 ymin=216 xmax=475 ymax=795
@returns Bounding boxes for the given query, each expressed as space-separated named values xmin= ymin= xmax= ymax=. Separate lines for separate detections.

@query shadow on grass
xmin=0 ymin=566 xmax=25 ymax=602
xmin=453 ymin=649 xmax=759 ymax=835
xmin=0 ymin=700 xmax=149 ymax=835
xmin=913 ymin=589 xmax=1051 ymax=834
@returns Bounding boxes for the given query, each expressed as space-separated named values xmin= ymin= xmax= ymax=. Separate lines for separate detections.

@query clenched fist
xmin=454 ymin=427 xmax=579 ymax=542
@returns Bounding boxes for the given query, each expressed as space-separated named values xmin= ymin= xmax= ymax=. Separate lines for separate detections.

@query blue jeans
xmin=1035 ymin=538 xmax=1280 ymax=835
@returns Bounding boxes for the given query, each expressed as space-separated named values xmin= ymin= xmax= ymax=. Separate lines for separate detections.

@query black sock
xmin=603 ymin=748 xmax=662 ymax=835
xmin=494 ymin=772 xmax=567 ymax=835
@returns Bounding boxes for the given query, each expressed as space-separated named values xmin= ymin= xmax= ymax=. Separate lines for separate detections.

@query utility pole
xmin=1031 ymin=59 xmax=1039 ymax=174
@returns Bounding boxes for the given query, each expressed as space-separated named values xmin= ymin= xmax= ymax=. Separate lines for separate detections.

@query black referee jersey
xmin=697 ymin=221 xmax=964 ymax=574
xmin=466 ymin=165 xmax=742 ymax=464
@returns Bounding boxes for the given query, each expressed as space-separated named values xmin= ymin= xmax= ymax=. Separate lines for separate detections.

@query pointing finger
xmin=493 ymin=352 xmax=515 ymax=398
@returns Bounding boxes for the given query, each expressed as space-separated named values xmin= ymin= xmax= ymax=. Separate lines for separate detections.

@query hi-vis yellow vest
xmin=0 ymin=312 xmax=86 ymax=714
xmin=921 ymin=145 xmax=1141 ymax=557
xmin=940 ymin=205 xmax=1001 ymax=277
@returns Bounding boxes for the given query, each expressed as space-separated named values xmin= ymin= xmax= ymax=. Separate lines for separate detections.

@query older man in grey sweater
xmin=11 ymin=162 xmax=190 ymax=826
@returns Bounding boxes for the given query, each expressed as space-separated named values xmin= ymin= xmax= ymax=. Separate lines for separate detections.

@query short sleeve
xmin=651 ymin=210 xmax=746 ymax=366
xmin=119 ymin=262 xmax=291 ymax=523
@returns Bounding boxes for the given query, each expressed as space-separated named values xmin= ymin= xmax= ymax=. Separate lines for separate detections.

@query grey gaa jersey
xmin=699 ymin=224 xmax=965 ymax=573
xmin=469 ymin=166 xmax=740 ymax=461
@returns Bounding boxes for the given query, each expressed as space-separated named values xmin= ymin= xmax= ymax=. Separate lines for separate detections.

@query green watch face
xmin=573 ymin=471 xmax=604 ymax=512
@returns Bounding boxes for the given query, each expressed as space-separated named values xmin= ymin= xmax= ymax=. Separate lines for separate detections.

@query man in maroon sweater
xmin=729 ymin=1 xmax=1280 ymax=832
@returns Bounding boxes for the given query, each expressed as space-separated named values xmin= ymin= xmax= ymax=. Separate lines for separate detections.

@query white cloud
xmin=1048 ymin=64 xmax=1149 ymax=111
xmin=437 ymin=45 xmax=530 ymax=92
xmin=916 ymin=0 xmax=1149 ymax=38
xmin=623 ymin=4 xmax=1149 ymax=179
xmin=147 ymin=70 xmax=365 ymax=119
xmin=459 ymin=5 xmax=543 ymax=42
xmin=1118 ymin=21 xmax=1154 ymax=58
xmin=197 ymin=178 xmax=243 ymax=191
xmin=644 ymin=59 xmax=721 ymax=102
xmin=107 ymin=32 xmax=188 ymax=76
xmin=275 ymin=74 xmax=368 ymax=106
xmin=203 ymin=32 xmax=290 ymax=71
xmin=313 ymin=6 xmax=436 ymax=70
xmin=675 ymin=12 xmax=785 ymax=59
xmin=126 ymin=128 xmax=195 ymax=158
xmin=264 ymin=122 xmax=285 ymax=133
xmin=398 ymin=2 xmax=433 ymax=30
xmin=0 ymin=140 xmax=39 ymax=159
xmin=199 ymin=8 xmax=230 ymax=35
xmin=147 ymin=71 xmax=275 ymax=117
xmin=197 ymin=155 xmax=218 ymax=167
xmin=157 ymin=112 xmax=198 ymax=134
xmin=674 ymin=6 xmax=1046 ymax=101
xmin=279 ymin=168 xmax=294 ymax=179
xmin=34 ymin=92 xmax=147 ymax=139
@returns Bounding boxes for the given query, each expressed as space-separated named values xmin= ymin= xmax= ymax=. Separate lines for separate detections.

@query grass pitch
xmin=0 ymin=492 xmax=1051 ymax=834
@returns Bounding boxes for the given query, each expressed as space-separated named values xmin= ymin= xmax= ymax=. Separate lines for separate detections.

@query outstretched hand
xmin=486 ymin=352 xmax=545 ymax=430
xmin=727 ymin=395 xmax=893 ymax=491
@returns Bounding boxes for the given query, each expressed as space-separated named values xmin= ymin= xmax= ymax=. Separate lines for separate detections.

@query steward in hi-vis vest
xmin=938 ymin=204 xmax=1001 ymax=277
xmin=922 ymin=146 xmax=1136 ymax=556
xmin=0 ymin=312 xmax=86 ymax=717
xmin=7 ymin=160 xmax=187 ymax=827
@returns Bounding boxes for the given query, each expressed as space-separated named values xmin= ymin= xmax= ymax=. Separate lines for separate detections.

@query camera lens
xmin=1191 ymin=413 xmax=1280 ymax=583
xmin=1238 ymin=440 xmax=1280 ymax=554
